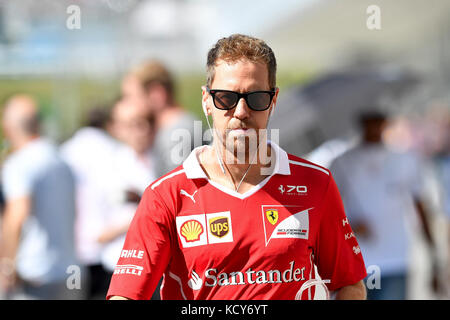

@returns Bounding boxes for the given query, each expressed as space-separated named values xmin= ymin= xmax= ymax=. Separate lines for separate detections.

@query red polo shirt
xmin=107 ymin=142 xmax=366 ymax=300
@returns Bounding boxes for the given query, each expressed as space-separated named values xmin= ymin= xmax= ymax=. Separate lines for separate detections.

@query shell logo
xmin=180 ymin=219 xmax=204 ymax=242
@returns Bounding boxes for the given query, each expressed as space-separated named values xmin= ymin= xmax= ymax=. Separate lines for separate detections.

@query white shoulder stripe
xmin=151 ymin=169 xmax=185 ymax=190
xmin=288 ymin=160 xmax=329 ymax=175
xmin=168 ymin=272 xmax=187 ymax=300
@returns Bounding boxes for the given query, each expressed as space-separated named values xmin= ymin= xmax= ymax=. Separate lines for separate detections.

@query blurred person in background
xmin=0 ymin=94 xmax=82 ymax=299
xmin=329 ymin=110 xmax=440 ymax=300
xmin=0 ymin=184 xmax=4 ymax=213
xmin=122 ymin=60 xmax=199 ymax=177
xmin=99 ymin=97 xmax=159 ymax=297
xmin=60 ymin=105 xmax=118 ymax=300
xmin=441 ymin=124 xmax=450 ymax=296
xmin=426 ymin=109 xmax=450 ymax=297
xmin=437 ymin=127 xmax=450 ymax=221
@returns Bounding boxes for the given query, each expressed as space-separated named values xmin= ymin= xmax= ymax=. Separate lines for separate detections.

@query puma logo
xmin=180 ymin=189 xmax=198 ymax=204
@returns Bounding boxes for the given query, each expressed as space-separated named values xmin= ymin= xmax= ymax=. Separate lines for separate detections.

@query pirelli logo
xmin=114 ymin=264 xmax=144 ymax=276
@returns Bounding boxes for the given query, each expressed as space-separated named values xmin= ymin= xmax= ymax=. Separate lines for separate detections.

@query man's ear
xmin=201 ymin=85 xmax=210 ymax=116
xmin=269 ymin=87 xmax=279 ymax=117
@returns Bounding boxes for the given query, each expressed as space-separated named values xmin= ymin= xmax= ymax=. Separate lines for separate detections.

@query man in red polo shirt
xmin=107 ymin=34 xmax=367 ymax=300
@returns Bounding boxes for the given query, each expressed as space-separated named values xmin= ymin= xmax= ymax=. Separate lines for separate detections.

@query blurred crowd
xmin=0 ymin=58 xmax=450 ymax=301
xmin=0 ymin=60 xmax=200 ymax=299
xmin=307 ymin=105 xmax=450 ymax=300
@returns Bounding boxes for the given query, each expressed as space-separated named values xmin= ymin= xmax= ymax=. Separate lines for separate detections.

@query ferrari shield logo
xmin=261 ymin=205 xmax=310 ymax=246
xmin=266 ymin=209 xmax=279 ymax=225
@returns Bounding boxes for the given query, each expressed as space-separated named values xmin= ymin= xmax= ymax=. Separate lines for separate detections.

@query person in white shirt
xmin=0 ymin=94 xmax=81 ymax=299
xmin=60 ymin=106 xmax=119 ymax=299
xmin=329 ymin=111 xmax=439 ymax=299
xmin=99 ymin=98 xmax=158 ymax=283
xmin=121 ymin=60 xmax=199 ymax=177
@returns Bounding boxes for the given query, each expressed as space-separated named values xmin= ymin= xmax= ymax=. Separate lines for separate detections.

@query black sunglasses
xmin=206 ymin=87 xmax=276 ymax=111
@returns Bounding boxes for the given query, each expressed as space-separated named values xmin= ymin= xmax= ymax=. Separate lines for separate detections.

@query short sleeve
xmin=106 ymin=187 xmax=174 ymax=300
xmin=2 ymin=159 xmax=32 ymax=199
xmin=328 ymin=158 xmax=350 ymax=216
xmin=314 ymin=174 xmax=367 ymax=291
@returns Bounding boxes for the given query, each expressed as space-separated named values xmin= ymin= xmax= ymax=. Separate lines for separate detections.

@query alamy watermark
xmin=169 ymin=121 xmax=280 ymax=175
xmin=66 ymin=265 xmax=82 ymax=290
xmin=66 ymin=5 xmax=81 ymax=30
xmin=366 ymin=5 xmax=381 ymax=30
xmin=365 ymin=265 xmax=381 ymax=290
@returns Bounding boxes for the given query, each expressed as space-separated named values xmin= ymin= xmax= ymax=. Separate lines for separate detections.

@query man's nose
xmin=233 ymin=97 xmax=250 ymax=120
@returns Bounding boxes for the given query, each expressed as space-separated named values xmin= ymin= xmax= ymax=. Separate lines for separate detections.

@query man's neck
xmin=11 ymin=135 xmax=40 ymax=152
xmin=131 ymin=145 xmax=152 ymax=161
xmin=223 ymin=142 xmax=272 ymax=173
xmin=156 ymin=104 xmax=182 ymax=129
xmin=198 ymin=141 xmax=274 ymax=193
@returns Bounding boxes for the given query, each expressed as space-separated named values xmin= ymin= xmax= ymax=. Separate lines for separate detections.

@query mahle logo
xmin=209 ymin=217 xmax=229 ymax=238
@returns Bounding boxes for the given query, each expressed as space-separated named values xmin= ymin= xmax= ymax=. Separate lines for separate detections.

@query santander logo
xmin=187 ymin=260 xmax=307 ymax=290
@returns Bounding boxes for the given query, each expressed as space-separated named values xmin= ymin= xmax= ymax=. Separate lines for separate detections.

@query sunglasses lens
xmin=214 ymin=91 xmax=238 ymax=109
xmin=247 ymin=92 xmax=272 ymax=110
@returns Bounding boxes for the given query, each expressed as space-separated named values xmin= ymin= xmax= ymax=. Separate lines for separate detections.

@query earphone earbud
xmin=202 ymin=101 xmax=208 ymax=116
xmin=202 ymin=100 xmax=226 ymax=174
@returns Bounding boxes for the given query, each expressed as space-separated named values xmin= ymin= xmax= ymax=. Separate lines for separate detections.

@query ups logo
xmin=209 ymin=216 xmax=229 ymax=238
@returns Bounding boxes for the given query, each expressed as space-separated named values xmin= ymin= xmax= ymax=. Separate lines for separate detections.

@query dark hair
xmin=21 ymin=113 xmax=41 ymax=135
xmin=358 ymin=110 xmax=387 ymax=126
xmin=145 ymin=110 xmax=156 ymax=131
xmin=86 ymin=106 xmax=111 ymax=129
xmin=132 ymin=60 xmax=174 ymax=99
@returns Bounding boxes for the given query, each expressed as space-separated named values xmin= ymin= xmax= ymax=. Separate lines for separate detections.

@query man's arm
xmin=415 ymin=199 xmax=434 ymax=248
xmin=108 ymin=296 xmax=131 ymax=300
xmin=0 ymin=196 xmax=31 ymax=290
xmin=334 ymin=280 xmax=366 ymax=300
xmin=97 ymin=223 xmax=130 ymax=244
xmin=414 ymin=198 xmax=441 ymax=293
